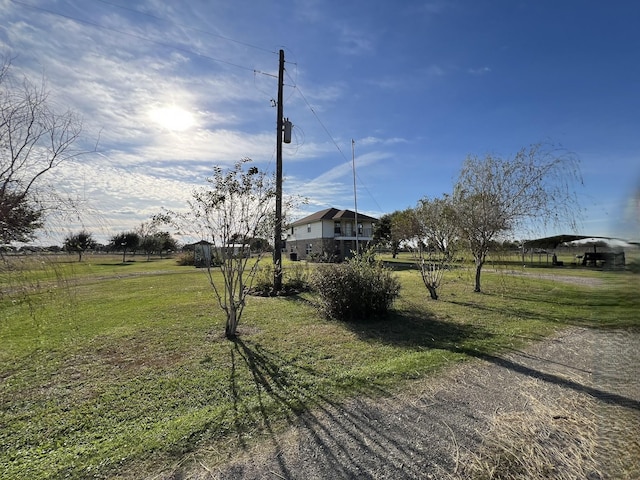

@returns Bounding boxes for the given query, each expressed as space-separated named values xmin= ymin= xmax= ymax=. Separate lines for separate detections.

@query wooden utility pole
xmin=273 ymin=49 xmax=285 ymax=291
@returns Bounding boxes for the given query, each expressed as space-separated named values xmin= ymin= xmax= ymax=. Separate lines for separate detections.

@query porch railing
xmin=334 ymin=227 xmax=373 ymax=238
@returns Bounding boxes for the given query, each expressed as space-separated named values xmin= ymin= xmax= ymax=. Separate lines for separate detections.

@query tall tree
xmin=110 ymin=231 xmax=140 ymax=263
xmin=137 ymin=231 xmax=177 ymax=260
xmin=157 ymin=231 xmax=178 ymax=258
xmin=172 ymin=158 xmax=276 ymax=339
xmin=0 ymin=57 xmax=85 ymax=244
xmin=140 ymin=234 xmax=162 ymax=261
xmin=380 ymin=209 xmax=418 ymax=258
xmin=453 ymin=144 xmax=581 ymax=292
xmin=63 ymin=230 xmax=96 ymax=261
xmin=373 ymin=214 xmax=392 ymax=250
xmin=136 ymin=220 xmax=178 ymax=259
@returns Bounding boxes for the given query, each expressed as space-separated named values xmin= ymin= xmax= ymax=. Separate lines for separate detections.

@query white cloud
xmin=135 ymin=129 xmax=276 ymax=164
xmin=292 ymin=0 xmax=325 ymax=23
xmin=358 ymin=136 xmax=407 ymax=147
xmin=39 ymin=155 xmax=198 ymax=242
xmin=282 ymin=152 xmax=391 ymax=211
xmin=468 ymin=66 xmax=491 ymax=76
xmin=303 ymin=148 xmax=391 ymax=185
xmin=336 ymin=25 xmax=374 ymax=56
xmin=425 ymin=64 xmax=446 ymax=77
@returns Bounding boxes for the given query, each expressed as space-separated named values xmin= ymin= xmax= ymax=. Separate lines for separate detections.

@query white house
xmin=285 ymin=207 xmax=378 ymax=261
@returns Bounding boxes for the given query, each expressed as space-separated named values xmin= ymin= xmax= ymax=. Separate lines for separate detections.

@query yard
xmin=1 ymin=254 xmax=638 ymax=479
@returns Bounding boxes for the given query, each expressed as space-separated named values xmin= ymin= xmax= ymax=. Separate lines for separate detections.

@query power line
xmin=286 ymin=72 xmax=383 ymax=212
xmin=288 ymin=76 xmax=349 ymax=164
xmin=10 ymin=0 xmax=276 ymax=77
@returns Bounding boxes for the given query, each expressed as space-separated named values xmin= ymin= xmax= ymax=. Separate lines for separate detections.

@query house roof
xmin=290 ymin=207 xmax=378 ymax=227
xmin=186 ymin=240 xmax=213 ymax=246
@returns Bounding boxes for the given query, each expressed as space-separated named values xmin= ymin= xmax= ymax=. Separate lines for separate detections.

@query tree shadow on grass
xmin=283 ymin=294 xmax=498 ymax=352
xmin=448 ymin=297 xmax=563 ymax=325
xmin=342 ymin=308 xmax=495 ymax=352
xmin=463 ymin=289 xmax=640 ymax=330
xmin=227 ymin=338 xmax=380 ymax=477
xmin=489 ymin=288 xmax=622 ymax=309
xmin=223 ymin=336 xmax=472 ymax=478
xmin=218 ymin=305 xmax=497 ymax=477
xmin=95 ymin=262 xmax=134 ymax=267
xmin=406 ymin=300 xmax=640 ymax=411
xmin=466 ymin=349 xmax=640 ymax=411
xmin=212 ymin=302 xmax=640 ymax=479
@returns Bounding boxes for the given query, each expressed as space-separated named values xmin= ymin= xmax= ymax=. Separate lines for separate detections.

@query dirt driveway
xmin=182 ymin=326 xmax=639 ymax=479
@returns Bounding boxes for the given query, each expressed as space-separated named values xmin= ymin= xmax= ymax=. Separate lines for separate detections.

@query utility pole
xmin=273 ymin=49 xmax=285 ymax=291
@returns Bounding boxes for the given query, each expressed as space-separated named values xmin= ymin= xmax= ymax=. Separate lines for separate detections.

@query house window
xmin=307 ymin=223 xmax=311 ymax=233
xmin=358 ymin=223 xmax=363 ymax=235
xmin=306 ymin=243 xmax=312 ymax=254
xmin=291 ymin=226 xmax=294 ymax=235
xmin=334 ymin=221 xmax=341 ymax=235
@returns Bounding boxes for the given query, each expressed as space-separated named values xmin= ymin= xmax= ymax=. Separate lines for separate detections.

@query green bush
xmin=249 ymin=262 xmax=311 ymax=295
xmin=285 ymin=262 xmax=310 ymax=290
xmin=252 ymin=262 xmax=275 ymax=294
xmin=308 ymin=251 xmax=339 ymax=263
xmin=310 ymin=251 xmax=401 ymax=321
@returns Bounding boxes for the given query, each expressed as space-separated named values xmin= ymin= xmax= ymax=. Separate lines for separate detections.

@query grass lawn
xmin=1 ymin=255 xmax=638 ymax=479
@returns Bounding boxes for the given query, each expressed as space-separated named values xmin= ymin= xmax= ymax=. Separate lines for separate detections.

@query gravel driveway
xmin=186 ymin=327 xmax=639 ymax=480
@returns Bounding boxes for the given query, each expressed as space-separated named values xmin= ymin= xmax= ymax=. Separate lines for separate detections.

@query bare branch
xmin=0 ymin=57 xmax=87 ymax=244
xmin=453 ymin=143 xmax=582 ymax=292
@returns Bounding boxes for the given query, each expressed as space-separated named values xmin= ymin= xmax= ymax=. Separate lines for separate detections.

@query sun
xmin=149 ymin=105 xmax=195 ymax=131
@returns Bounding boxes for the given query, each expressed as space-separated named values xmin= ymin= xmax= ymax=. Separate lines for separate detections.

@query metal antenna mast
xmin=352 ymin=139 xmax=359 ymax=255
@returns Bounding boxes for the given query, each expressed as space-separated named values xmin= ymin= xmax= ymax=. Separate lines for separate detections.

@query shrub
xmin=176 ymin=250 xmax=194 ymax=266
xmin=310 ymin=251 xmax=401 ymax=321
xmin=308 ymin=251 xmax=339 ymax=263
xmin=247 ymin=261 xmax=311 ymax=296
xmin=252 ymin=262 xmax=275 ymax=294
xmin=285 ymin=262 xmax=310 ymax=290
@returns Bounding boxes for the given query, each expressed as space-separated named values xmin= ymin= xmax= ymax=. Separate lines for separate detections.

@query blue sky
xmin=2 ymin=0 xmax=639 ymax=244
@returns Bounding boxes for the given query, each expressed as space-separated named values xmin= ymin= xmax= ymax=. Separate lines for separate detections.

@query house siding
xmin=289 ymin=222 xmax=322 ymax=241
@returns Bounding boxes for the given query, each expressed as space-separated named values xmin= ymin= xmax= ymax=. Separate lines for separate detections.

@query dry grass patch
xmin=459 ymin=379 xmax=639 ymax=480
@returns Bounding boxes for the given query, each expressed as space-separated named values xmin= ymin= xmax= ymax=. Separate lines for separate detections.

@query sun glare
xmin=149 ymin=106 xmax=195 ymax=131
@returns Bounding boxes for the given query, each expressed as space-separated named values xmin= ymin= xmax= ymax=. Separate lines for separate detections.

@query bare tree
xmin=413 ymin=195 xmax=458 ymax=300
xmin=453 ymin=144 xmax=582 ymax=292
xmin=137 ymin=220 xmax=164 ymax=261
xmin=0 ymin=57 xmax=85 ymax=244
xmin=178 ymin=159 xmax=276 ymax=339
